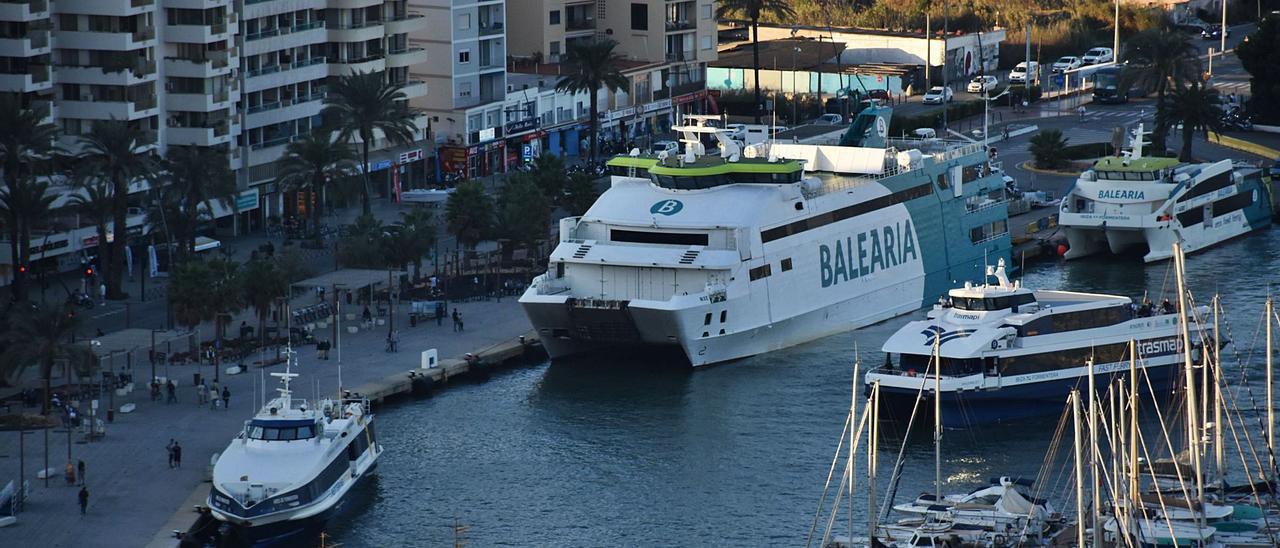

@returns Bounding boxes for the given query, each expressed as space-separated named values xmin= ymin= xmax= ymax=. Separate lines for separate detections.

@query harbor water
xmin=329 ymin=227 xmax=1280 ymax=547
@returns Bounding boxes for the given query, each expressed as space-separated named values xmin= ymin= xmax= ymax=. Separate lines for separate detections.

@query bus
xmin=1092 ymin=66 xmax=1140 ymax=104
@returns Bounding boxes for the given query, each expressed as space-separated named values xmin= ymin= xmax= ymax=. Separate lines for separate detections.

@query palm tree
xmin=162 ymin=146 xmax=236 ymax=254
xmin=0 ymin=178 xmax=56 ymax=296
xmin=241 ymin=258 xmax=286 ymax=346
xmin=444 ymin=180 xmax=494 ymax=251
xmin=66 ymin=178 xmax=115 ymax=285
xmin=555 ymin=40 xmax=629 ymax=162
xmin=495 ymin=176 xmax=550 ymax=260
xmin=1161 ymin=82 xmax=1223 ymax=161
xmin=77 ymin=120 xmax=158 ymax=300
xmin=718 ymin=0 xmax=797 ymax=123
xmin=323 ymin=70 xmax=422 ymax=215
xmin=394 ymin=208 xmax=436 ymax=281
xmin=1 ymin=305 xmax=92 ymax=414
xmin=1123 ymin=28 xmax=1201 ymax=152
xmin=562 ymin=172 xmax=600 ymax=217
xmin=1029 ymin=129 xmax=1070 ymax=169
xmin=276 ymin=132 xmax=358 ymax=238
xmin=0 ymin=96 xmax=57 ymax=302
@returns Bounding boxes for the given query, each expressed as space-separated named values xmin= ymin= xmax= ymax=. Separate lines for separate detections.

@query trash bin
xmin=409 ymin=314 xmax=418 ymax=327
xmin=107 ymin=410 xmax=114 ymax=423
xmin=193 ymin=373 xmax=202 ymax=387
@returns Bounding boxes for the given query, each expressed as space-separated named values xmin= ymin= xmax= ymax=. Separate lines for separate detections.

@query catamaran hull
xmin=523 ymin=274 xmax=928 ymax=367
xmin=874 ymin=363 xmax=1181 ymax=428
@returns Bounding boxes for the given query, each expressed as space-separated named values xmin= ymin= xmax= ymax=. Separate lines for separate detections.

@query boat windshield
xmin=247 ymin=422 xmax=318 ymax=441
xmin=951 ymin=293 xmax=1034 ymax=311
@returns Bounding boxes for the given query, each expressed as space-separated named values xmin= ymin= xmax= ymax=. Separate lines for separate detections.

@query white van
xmin=1009 ymin=61 xmax=1039 ymax=85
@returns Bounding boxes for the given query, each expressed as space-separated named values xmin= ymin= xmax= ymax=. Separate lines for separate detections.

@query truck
xmin=1091 ymin=66 xmax=1141 ymax=104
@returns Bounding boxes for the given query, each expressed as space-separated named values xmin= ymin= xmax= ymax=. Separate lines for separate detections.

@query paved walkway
xmin=0 ymin=294 xmax=533 ymax=547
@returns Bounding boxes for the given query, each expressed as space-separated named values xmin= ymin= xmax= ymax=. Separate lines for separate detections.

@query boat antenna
xmin=336 ymin=292 xmax=343 ymax=399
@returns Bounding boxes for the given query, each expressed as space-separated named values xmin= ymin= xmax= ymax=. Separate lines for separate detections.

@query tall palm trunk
xmin=1180 ymin=126 xmax=1194 ymax=161
xmin=311 ymin=171 xmax=325 ymax=239
xmin=41 ymin=357 xmax=53 ymax=415
xmin=107 ymin=171 xmax=126 ymax=300
xmin=589 ymin=91 xmax=600 ymax=162
xmin=6 ymin=212 xmax=21 ymax=302
xmin=360 ymin=132 xmax=372 ymax=216
xmin=751 ymin=16 xmax=763 ymax=124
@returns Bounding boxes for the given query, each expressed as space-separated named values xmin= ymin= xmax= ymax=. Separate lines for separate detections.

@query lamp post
xmin=983 ymin=87 xmax=1012 ymax=147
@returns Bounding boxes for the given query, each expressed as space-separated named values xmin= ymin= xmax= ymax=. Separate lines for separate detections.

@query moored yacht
xmin=866 ymin=259 xmax=1206 ymax=428
xmin=1058 ymin=124 xmax=1271 ymax=262
xmin=207 ymin=351 xmax=381 ymax=544
xmin=521 ymin=104 xmax=1013 ymax=366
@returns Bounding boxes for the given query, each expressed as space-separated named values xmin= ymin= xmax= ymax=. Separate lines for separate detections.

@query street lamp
xmin=982 ymin=87 xmax=1012 ymax=147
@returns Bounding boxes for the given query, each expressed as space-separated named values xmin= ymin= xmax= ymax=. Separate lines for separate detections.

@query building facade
xmin=0 ymin=0 xmax=431 ymax=280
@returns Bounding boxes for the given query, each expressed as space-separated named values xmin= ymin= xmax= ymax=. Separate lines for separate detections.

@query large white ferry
xmin=520 ymin=105 xmax=1013 ymax=365
xmin=866 ymin=260 xmax=1205 ymax=428
xmin=207 ymin=351 xmax=380 ymax=544
xmin=1059 ymin=124 xmax=1271 ymax=262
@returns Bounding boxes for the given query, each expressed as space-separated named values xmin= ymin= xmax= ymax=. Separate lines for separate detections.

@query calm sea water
xmin=328 ymin=227 xmax=1280 ymax=547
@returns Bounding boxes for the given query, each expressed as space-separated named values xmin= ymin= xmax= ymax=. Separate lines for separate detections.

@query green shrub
xmin=1029 ymin=129 xmax=1070 ymax=169
xmin=887 ymin=100 xmax=984 ymax=136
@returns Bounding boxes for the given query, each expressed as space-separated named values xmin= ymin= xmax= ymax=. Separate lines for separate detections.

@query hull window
xmin=761 ymin=182 xmax=935 ymax=243
xmin=780 ymin=258 xmax=793 ymax=271
xmin=748 ymin=264 xmax=772 ymax=281
xmin=610 ymin=229 xmax=709 ymax=246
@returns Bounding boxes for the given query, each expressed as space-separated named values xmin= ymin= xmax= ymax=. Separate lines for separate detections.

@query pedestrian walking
xmin=166 ymin=439 xmax=176 ymax=468
xmin=150 ymin=379 xmax=161 ymax=401
xmin=197 ymin=381 xmax=208 ymax=405
xmin=78 ymin=486 xmax=88 ymax=515
xmin=166 ymin=380 xmax=177 ymax=403
xmin=173 ymin=442 xmax=182 ymax=468
xmin=1077 ymin=105 xmax=1086 ymax=120
xmin=222 ymin=386 xmax=230 ymax=410
xmin=451 ymin=309 xmax=460 ymax=332
xmin=77 ymin=459 xmax=85 ymax=486
xmin=362 ymin=306 xmax=372 ymax=327
xmin=64 ymin=460 xmax=75 ymax=485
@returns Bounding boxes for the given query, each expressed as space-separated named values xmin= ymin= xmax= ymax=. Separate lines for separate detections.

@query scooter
xmin=67 ymin=291 xmax=95 ymax=309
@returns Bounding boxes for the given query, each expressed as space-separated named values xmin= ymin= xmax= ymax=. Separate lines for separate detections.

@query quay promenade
xmin=0 ymin=295 xmax=534 ymax=548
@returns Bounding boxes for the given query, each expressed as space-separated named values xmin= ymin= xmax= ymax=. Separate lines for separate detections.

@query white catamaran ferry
xmin=520 ymin=105 xmax=1014 ymax=365
xmin=1058 ymin=124 xmax=1271 ymax=262
xmin=207 ymin=351 xmax=381 ymax=544
xmin=866 ymin=260 xmax=1206 ymax=428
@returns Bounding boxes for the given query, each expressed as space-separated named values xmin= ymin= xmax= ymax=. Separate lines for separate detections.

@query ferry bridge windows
xmin=652 ymin=170 xmax=802 ymax=190
xmin=247 ymin=423 xmax=318 ymax=441
xmin=1212 ymin=191 xmax=1253 ymax=217
xmin=1176 ymin=172 xmax=1232 ymax=203
xmin=760 ymin=182 xmax=935 ymax=243
xmin=962 ymin=164 xmax=983 ymax=183
xmin=952 ymin=293 xmax=1034 ymax=312
xmin=998 ymin=342 xmax=1129 ymax=377
xmin=610 ymin=229 xmax=709 ymax=246
xmin=935 ymin=172 xmax=949 ymax=190
xmin=749 ymin=264 xmax=772 ymax=281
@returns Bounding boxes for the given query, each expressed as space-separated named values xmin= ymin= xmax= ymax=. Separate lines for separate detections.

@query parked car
xmin=1080 ymin=47 xmax=1114 ymax=65
xmin=966 ymin=75 xmax=999 ymax=93
xmin=912 ymin=128 xmax=937 ymax=139
xmin=651 ymin=140 xmax=679 ymax=155
xmin=814 ymin=113 xmax=845 ymax=125
xmin=866 ymin=89 xmax=891 ymax=101
xmin=1051 ymin=56 xmax=1082 ymax=73
xmin=1201 ymin=25 xmax=1228 ymax=40
xmin=922 ymin=86 xmax=953 ymax=104
xmin=1009 ymin=61 xmax=1039 ymax=84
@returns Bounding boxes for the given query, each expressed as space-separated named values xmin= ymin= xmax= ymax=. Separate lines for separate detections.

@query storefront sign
xmin=235 ymin=188 xmax=259 ymax=212
xmin=399 ymin=148 xmax=424 ymax=164
xmin=478 ymin=127 xmax=496 ymax=142
xmin=608 ymin=107 xmax=635 ymax=121
xmin=643 ymin=99 xmax=672 ymax=113
xmin=505 ymin=118 xmax=539 ymax=135
xmin=674 ymin=89 xmax=708 ymax=105
xmin=367 ymin=159 xmax=393 ymax=172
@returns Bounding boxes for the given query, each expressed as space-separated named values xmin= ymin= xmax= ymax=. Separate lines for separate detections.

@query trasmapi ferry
xmin=520 ymin=104 xmax=1013 ymax=365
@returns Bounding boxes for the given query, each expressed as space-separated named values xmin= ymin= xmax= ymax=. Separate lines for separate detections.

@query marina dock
xmin=351 ymin=331 xmax=544 ymax=405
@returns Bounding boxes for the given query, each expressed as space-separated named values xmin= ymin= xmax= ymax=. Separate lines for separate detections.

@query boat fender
xmin=993 ymin=534 xmax=1006 ymax=546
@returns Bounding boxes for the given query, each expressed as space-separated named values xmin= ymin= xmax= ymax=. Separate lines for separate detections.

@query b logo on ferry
xmin=1097 ymin=190 xmax=1145 ymax=200
xmin=818 ymin=220 xmax=918 ymax=287
xmin=650 ymin=199 xmax=683 ymax=216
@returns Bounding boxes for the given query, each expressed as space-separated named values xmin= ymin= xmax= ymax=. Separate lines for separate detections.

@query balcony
xmin=566 ymin=17 xmax=594 ymax=32
xmin=328 ymin=21 xmax=384 ymax=43
xmin=0 ymin=0 xmax=48 ymax=22
xmin=0 ymin=30 xmax=50 ymax=56
xmin=478 ymin=22 xmax=504 ymax=36
xmin=59 ymin=94 xmax=157 ymax=120
xmin=665 ymin=50 xmax=693 ymax=62
xmin=165 ymin=20 xmax=233 ymax=44
xmin=167 ymin=89 xmax=231 ymax=111
xmin=385 ymin=12 xmax=426 ymax=35
xmin=244 ymin=56 xmax=327 ymax=93
xmin=57 ymin=58 xmax=156 ymax=86
xmin=245 ymin=93 xmax=324 ymax=128
xmin=166 ymin=123 xmax=232 ymax=147
xmin=328 ymin=54 xmax=384 ymax=76
xmin=0 ymin=65 xmax=51 ymax=92
xmin=164 ymin=49 xmax=234 ymax=78
xmin=665 ymin=20 xmax=694 ymax=32
xmin=396 ymin=79 xmax=426 ymax=99
xmin=56 ymin=29 xmax=154 ymax=51
xmin=242 ymin=22 xmax=325 ymax=56
xmin=386 ymin=47 xmax=427 ymax=68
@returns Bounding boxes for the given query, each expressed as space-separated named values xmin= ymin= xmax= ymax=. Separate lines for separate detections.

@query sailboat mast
xmin=1129 ymin=339 xmax=1140 ymax=541
xmin=934 ymin=337 xmax=942 ymax=501
xmin=1213 ymin=296 xmax=1224 ymax=490
xmin=868 ymin=381 xmax=879 ymax=541
xmin=849 ymin=358 xmax=858 ymax=541
xmin=1173 ymin=242 xmax=1205 ymax=527
xmin=1072 ymin=390 xmax=1086 ymax=548
xmin=1088 ymin=358 xmax=1101 ymax=546
xmin=1268 ymin=296 xmax=1275 ymax=480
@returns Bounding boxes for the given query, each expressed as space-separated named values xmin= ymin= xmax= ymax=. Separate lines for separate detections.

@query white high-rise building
xmin=0 ymin=0 xmax=431 ymax=280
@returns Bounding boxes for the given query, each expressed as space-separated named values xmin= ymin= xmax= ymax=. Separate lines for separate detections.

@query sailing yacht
xmin=206 ymin=350 xmax=381 ymax=544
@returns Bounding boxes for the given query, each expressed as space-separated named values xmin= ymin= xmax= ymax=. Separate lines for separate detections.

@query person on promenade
xmin=150 ymin=379 xmax=161 ymax=401
xmin=362 ymin=306 xmax=372 ymax=327
xmin=78 ymin=486 xmax=88 ymax=515
xmin=173 ymin=442 xmax=182 ymax=468
xmin=166 ymin=439 xmax=176 ymax=468
xmin=64 ymin=460 xmax=75 ymax=485
xmin=166 ymin=380 xmax=177 ymax=403
xmin=1077 ymin=105 xmax=1086 ymax=120
xmin=452 ymin=309 xmax=460 ymax=332
xmin=222 ymin=387 xmax=230 ymax=410
xmin=77 ymin=460 xmax=85 ymax=486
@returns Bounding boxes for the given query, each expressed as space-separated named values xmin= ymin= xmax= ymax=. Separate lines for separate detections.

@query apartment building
xmin=504 ymin=1 xmax=716 ymax=162
xmin=0 ymin=0 xmax=430 ymax=280
xmin=409 ymin=0 xmax=507 ymax=178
